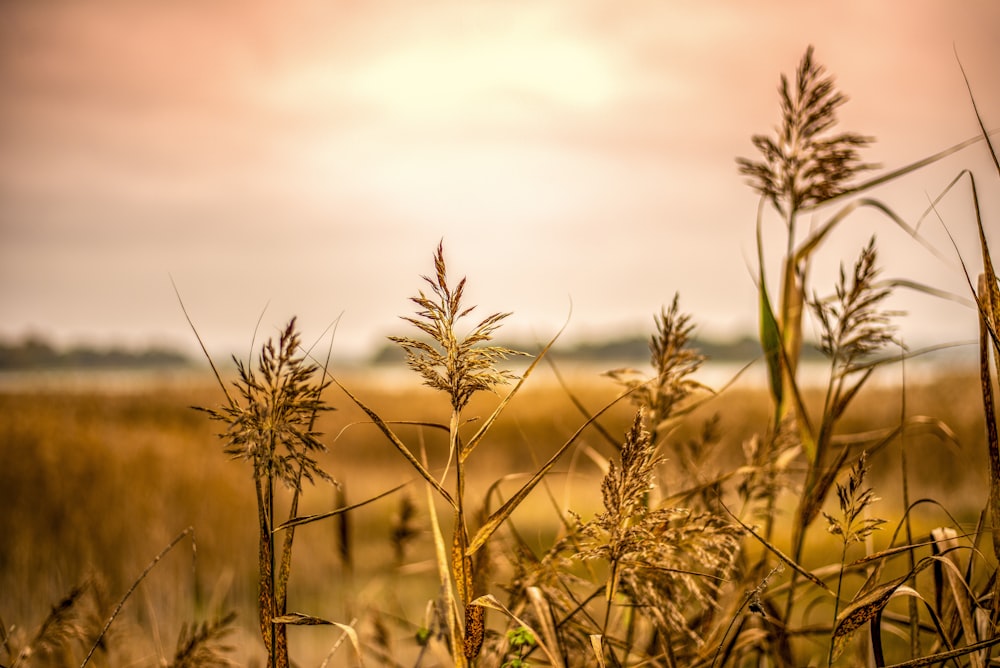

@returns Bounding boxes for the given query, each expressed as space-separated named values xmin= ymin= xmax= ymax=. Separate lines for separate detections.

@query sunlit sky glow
xmin=1 ymin=1 xmax=998 ymax=361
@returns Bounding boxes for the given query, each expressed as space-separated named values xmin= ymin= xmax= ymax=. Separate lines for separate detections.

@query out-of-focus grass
xmin=0 ymin=363 xmax=987 ymax=664
xmin=0 ymin=381 xmax=258 ymax=662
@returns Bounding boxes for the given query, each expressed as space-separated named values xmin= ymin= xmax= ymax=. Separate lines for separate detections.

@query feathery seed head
xmin=737 ymin=45 xmax=875 ymax=215
xmin=390 ymin=241 xmax=527 ymax=410
xmin=606 ymin=294 xmax=705 ymax=433
xmin=823 ymin=451 xmax=885 ymax=545
xmin=200 ymin=318 xmax=332 ymax=490
xmin=811 ymin=236 xmax=902 ymax=372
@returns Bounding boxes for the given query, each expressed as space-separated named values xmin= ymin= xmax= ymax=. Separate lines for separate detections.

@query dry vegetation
xmin=2 ymin=46 xmax=999 ymax=667
xmin=0 ymin=359 xmax=990 ymax=666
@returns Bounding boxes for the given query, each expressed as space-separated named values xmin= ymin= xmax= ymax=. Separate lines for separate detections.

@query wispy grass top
xmin=389 ymin=241 xmax=526 ymax=410
xmin=737 ymin=45 xmax=875 ymax=217
xmin=200 ymin=318 xmax=332 ymax=490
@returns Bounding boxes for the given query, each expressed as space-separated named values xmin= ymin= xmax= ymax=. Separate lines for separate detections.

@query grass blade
xmin=275 ymin=482 xmax=409 ymax=531
xmin=721 ymin=502 xmax=832 ymax=594
xmin=272 ymin=615 xmax=365 ymax=666
xmin=170 ymin=277 xmax=234 ymax=407
xmin=465 ymin=387 xmax=636 ymax=557
xmin=956 ymin=48 xmax=1000 ymax=177
xmin=589 ymin=635 xmax=607 ymax=668
xmin=527 ymin=587 xmax=565 ymax=668
xmin=797 ymin=197 xmax=952 ymax=266
xmin=799 ymin=131 xmax=997 ymax=214
xmin=831 ymin=575 xmax=908 ymax=661
xmin=461 ymin=318 xmax=566 ymax=461
xmin=424 ymin=467 xmax=462 ymax=668
xmin=755 ymin=197 xmax=784 ymax=425
xmin=332 ymin=377 xmax=456 ymax=509
xmin=81 ymin=527 xmax=195 ymax=668
xmin=883 ymin=636 xmax=1000 ymax=668
xmin=957 ymin=64 xmax=1000 ymax=624
xmin=470 ymin=594 xmax=566 ymax=668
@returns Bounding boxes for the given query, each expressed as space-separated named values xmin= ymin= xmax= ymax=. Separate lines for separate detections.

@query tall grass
xmin=2 ymin=45 xmax=998 ymax=667
xmin=334 ymin=241 xmax=630 ymax=666
xmin=724 ymin=45 xmax=1000 ymax=667
xmin=198 ymin=318 xmax=335 ymax=668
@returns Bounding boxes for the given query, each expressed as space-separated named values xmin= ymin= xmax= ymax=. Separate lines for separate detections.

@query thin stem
xmin=277 ymin=466 xmax=304 ymax=630
xmin=711 ymin=593 xmax=752 ymax=668
xmin=601 ymin=582 xmax=616 ymax=666
xmin=81 ymin=527 xmax=195 ymax=668
xmin=780 ymin=204 xmax=803 ymax=632
xmin=898 ymin=352 xmax=920 ymax=659
xmin=781 ymin=205 xmax=801 ymax=417
xmin=828 ymin=541 xmax=849 ymax=667
xmin=268 ymin=470 xmax=278 ymax=668
xmin=451 ymin=407 xmax=471 ymax=668
xmin=452 ymin=408 xmax=468 ymax=602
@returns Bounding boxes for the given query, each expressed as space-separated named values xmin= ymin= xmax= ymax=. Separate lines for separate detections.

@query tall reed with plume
xmin=726 ymin=44 xmax=1000 ymax=665
xmin=333 ymin=242 xmax=647 ymax=666
xmin=198 ymin=319 xmax=334 ymax=668
xmin=388 ymin=241 xmax=524 ymax=662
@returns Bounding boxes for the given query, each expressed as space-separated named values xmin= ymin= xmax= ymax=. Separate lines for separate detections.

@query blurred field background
xmin=0 ymin=354 xmax=988 ymax=665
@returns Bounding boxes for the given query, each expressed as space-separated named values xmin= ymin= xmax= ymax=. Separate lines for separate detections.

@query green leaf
xmin=755 ymin=198 xmax=784 ymax=425
xmin=471 ymin=594 xmax=566 ymax=668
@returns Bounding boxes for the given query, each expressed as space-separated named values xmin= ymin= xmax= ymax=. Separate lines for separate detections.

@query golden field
xmin=0 ymin=360 xmax=991 ymax=666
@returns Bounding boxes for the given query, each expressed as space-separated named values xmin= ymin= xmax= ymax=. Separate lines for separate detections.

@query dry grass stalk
xmin=822 ymin=451 xmax=885 ymax=548
xmin=738 ymin=45 xmax=875 ymax=429
xmin=576 ymin=412 xmax=667 ymax=603
xmin=389 ymin=240 xmax=523 ymax=413
xmin=199 ymin=318 xmax=333 ymax=667
xmin=354 ymin=242 xmax=663 ymax=665
xmin=750 ymin=234 xmax=900 ymax=657
xmin=524 ymin=411 xmax=740 ymax=665
xmin=795 ymin=238 xmax=899 ymax=539
xmin=964 ymin=82 xmax=1000 ymax=626
xmin=78 ymin=527 xmax=198 ymax=667
xmin=737 ymin=45 xmax=874 ymax=216
xmin=388 ymin=242 xmax=526 ymax=666
xmin=933 ymin=59 xmax=1000 ymax=638
xmin=812 ymin=237 xmax=900 ymax=373
xmin=606 ymin=294 xmax=707 ymax=444
xmin=823 ymin=451 xmax=885 ymax=664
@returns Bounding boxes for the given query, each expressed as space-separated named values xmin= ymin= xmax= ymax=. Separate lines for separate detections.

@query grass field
xmin=2 ymin=46 xmax=998 ymax=667
xmin=0 ymin=359 xmax=991 ymax=666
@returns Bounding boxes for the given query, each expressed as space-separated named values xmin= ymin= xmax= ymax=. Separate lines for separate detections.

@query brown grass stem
xmin=81 ymin=526 xmax=195 ymax=668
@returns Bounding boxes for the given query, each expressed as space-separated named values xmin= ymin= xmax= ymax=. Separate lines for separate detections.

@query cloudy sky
xmin=1 ymin=1 xmax=998 ymax=361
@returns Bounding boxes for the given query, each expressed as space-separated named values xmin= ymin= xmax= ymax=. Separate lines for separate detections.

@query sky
xmin=1 ymin=1 xmax=999 ymax=362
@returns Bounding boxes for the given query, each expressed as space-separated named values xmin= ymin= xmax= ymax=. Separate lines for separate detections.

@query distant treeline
xmin=2 ymin=333 xmax=824 ymax=371
xmin=0 ymin=336 xmax=191 ymax=371
xmin=370 ymin=334 xmax=822 ymax=366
